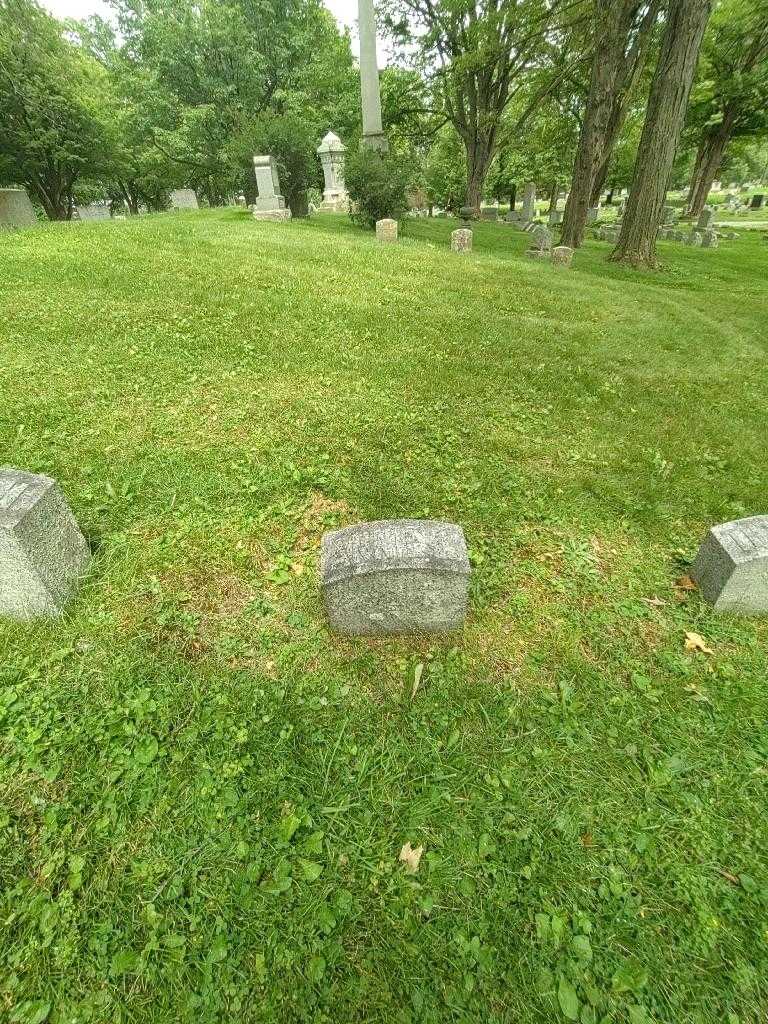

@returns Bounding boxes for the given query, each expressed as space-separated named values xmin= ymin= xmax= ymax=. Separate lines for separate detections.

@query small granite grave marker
xmin=551 ymin=245 xmax=573 ymax=268
xmin=526 ymin=225 xmax=552 ymax=259
xmin=75 ymin=203 xmax=110 ymax=221
xmin=690 ymin=516 xmax=768 ymax=614
xmin=0 ymin=468 xmax=90 ymax=619
xmin=450 ymin=228 xmax=472 ymax=253
xmin=586 ymin=206 xmax=600 ymax=224
xmin=701 ymin=228 xmax=718 ymax=248
xmin=0 ymin=188 xmax=37 ymax=230
xmin=376 ymin=218 xmax=398 ymax=242
xmin=749 ymin=194 xmax=764 ymax=210
xmin=170 ymin=189 xmax=199 ymax=210
xmin=321 ymin=519 xmax=470 ymax=635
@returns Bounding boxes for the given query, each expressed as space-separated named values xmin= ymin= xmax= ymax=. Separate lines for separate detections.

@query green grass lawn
xmin=1 ymin=210 xmax=767 ymax=1024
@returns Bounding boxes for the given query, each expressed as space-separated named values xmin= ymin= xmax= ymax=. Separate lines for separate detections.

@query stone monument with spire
xmin=317 ymin=132 xmax=349 ymax=211
xmin=358 ymin=0 xmax=388 ymax=151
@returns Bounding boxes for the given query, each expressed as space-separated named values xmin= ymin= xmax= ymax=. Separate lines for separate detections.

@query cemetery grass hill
xmin=1 ymin=208 xmax=768 ymax=1023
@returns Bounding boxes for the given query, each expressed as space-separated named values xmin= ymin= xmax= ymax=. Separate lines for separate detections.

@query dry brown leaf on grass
xmin=641 ymin=596 xmax=668 ymax=608
xmin=715 ymin=867 xmax=740 ymax=886
xmin=399 ymin=842 xmax=424 ymax=875
xmin=675 ymin=575 xmax=698 ymax=592
xmin=684 ymin=631 xmax=714 ymax=655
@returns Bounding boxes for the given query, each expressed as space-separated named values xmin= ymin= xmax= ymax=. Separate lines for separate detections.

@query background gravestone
xmin=376 ymin=218 xmax=397 ymax=242
xmin=75 ymin=203 xmax=111 ymax=221
xmin=521 ymin=182 xmax=536 ymax=222
xmin=696 ymin=207 xmax=714 ymax=230
xmin=526 ymin=225 xmax=552 ymax=259
xmin=690 ymin=516 xmax=768 ymax=614
xmin=0 ymin=467 xmax=90 ymax=619
xmin=169 ymin=189 xmax=199 ymax=210
xmin=321 ymin=519 xmax=470 ymax=635
xmin=0 ymin=188 xmax=37 ymax=230
xmin=317 ymin=131 xmax=349 ymax=212
xmin=451 ymin=228 xmax=472 ymax=253
xmin=551 ymin=245 xmax=573 ymax=267
xmin=252 ymin=156 xmax=291 ymax=221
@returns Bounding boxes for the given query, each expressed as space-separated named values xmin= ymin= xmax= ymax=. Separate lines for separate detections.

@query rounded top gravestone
xmin=321 ymin=519 xmax=470 ymax=635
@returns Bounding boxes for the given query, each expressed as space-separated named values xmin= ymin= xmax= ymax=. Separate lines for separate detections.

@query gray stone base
xmin=252 ymin=209 xmax=292 ymax=222
xmin=525 ymin=249 xmax=550 ymax=259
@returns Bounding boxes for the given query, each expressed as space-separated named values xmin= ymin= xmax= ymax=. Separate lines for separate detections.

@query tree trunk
xmin=561 ymin=2 xmax=637 ymax=249
xmin=549 ymin=181 xmax=559 ymax=212
xmin=508 ymin=183 xmax=517 ymax=211
xmin=686 ymin=105 xmax=738 ymax=217
xmin=465 ymin=136 xmax=494 ymax=212
xmin=612 ymin=0 xmax=713 ymax=268
xmin=606 ymin=187 xmax=614 ymax=205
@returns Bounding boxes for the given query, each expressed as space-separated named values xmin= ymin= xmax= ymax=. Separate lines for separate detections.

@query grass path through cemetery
xmin=1 ymin=210 xmax=767 ymax=1022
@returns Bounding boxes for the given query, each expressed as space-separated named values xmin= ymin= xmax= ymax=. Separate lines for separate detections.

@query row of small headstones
xmin=2 ymin=467 xmax=765 ymax=630
xmin=594 ymin=225 xmax=733 ymax=248
xmin=374 ymin=218 xmax=575 ymax=268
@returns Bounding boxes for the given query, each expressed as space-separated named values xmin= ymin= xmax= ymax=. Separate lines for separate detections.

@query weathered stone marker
xmin=321 ymin=519 xmax=470 ymax=635
xmin=586 ymin=205 xmax=600 ymax=224
xmin=526 ymin=224 xmax=552 ymax=259
xmin=376 ymin=218 xmax=398 ymax=243
xmin=696 ymin=207 xmax=714 ymax=231
xmin=75 ymin=203 xmax=111 ymax=221
xmin=551 ymin=245 xmax=574 ymax=268
xmin=169 ymin=189 xmax=199 ymax=210
xmin=252 ymin=156 xmax=291 ymax=221
xmin=450 ymin=228 xmax=472 ymax=253
xmin=701 ymin=228 xmax=719 ymax=248
xmin=521 ymin=182 xmax=536 ymax=222
xmin=0 ymin=188 xmax=37 ymax=230
xmin=690 ymin=516 xmax=768 ymax=614
xmin=0 ymin=468 xmax=90 ymax=619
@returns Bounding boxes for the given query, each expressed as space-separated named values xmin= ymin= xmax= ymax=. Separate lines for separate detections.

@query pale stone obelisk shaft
xmin=358 ymin=0 xmax=388 ymax=151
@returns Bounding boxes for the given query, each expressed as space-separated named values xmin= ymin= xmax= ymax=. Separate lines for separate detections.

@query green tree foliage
xmin=107 ymin=0 xmax=358 ymax=207
xmin=344 ymin=147 xmax=410 ymax=227
xmin=382 ymin=0 xmax=588 ymax=209
xmin=0 ymin=0 xmax=119 ymax=219
xmin=423 ymin=127 xmax=467 ymax=210
xmin=684 ymin=0 xmax=768 ymax=214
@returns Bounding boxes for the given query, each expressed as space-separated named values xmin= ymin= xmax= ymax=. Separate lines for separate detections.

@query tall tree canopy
xmin=383 ymin=0 xmax=589 ymax=209
xmin=684 ymin=0 xmax=768 ymax=215
xmin=0 ymin=0 xmax=118 ymax=218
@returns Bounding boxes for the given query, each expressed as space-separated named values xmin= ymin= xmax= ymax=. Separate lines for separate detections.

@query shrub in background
xmin=344 ymin=147 xmax=410 ymax=228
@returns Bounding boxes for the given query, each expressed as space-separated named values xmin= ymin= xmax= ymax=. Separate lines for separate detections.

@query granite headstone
xmin=321 ymin=519 xmax=470 ymax=635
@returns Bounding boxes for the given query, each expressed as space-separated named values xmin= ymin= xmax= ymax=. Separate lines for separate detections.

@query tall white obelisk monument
xmin=358 ymin=0 xmax=388 ymax=151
